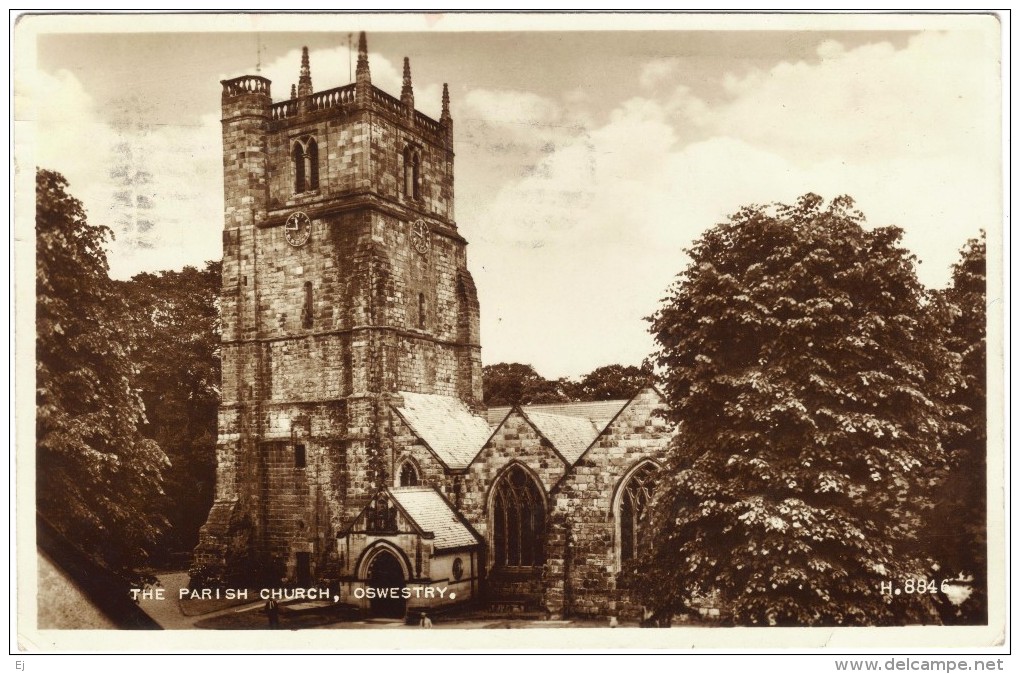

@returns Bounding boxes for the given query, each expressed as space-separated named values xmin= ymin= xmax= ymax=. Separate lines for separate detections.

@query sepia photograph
xmin=12 ymin=11 xmax=1006 ymax=656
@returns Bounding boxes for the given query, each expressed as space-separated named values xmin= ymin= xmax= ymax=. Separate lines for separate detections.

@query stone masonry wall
xmin=266 ymin=106 xmax=453 ymax=224
xmin=193 ymin=80 xmax=271 ymax=576
xmin=366 ymin=108 xmax=453 ymax=222
xmin=254 ymin=210 xmax=369 ymax=338
xmin=376 ymin=212 xmax=464 ymax=341
xmin=267 ymin=114 xmax=368 ymax=213
xmin=543 ymin=388 xmax=674 ymax=619
xmin=460 ymin=412 xmax=568 ymax=562
xmin=383 ymin=406 xmax=451 ymax=493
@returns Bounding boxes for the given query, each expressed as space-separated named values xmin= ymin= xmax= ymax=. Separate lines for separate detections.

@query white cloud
xmin=639 ymin=57 xmax=682 ymax=89
xmin=714 ymin=31 xmax=1000 ymax=165
xmin=463 ymin=30 xmax=1000 ymax=377
xmin=24 ymin=69 xmax=224 ymax=279
xmin=463 ymin=88 xmax=564 ymax=130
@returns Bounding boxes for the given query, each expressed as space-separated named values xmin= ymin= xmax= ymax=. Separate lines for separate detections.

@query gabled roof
xmin=520 ymin=409 xmax=600 ymax=465
xmin=556 ymin=385 xmax=671 ymax=479
xmin=388 ymin=487 xmax=480 ymax=551
xmin=392 ymin=392 xmax=492 ymax=469
xmin=486 ymin=399 xmax=629 ymax=428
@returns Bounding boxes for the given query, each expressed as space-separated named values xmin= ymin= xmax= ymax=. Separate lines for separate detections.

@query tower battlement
xmin=221 ymin=74 xmax=272 ymax=99
xmin=220 ymin=35 xmax=452 ymax=150
xmin=219 ymin=32 xmax=456 ymax=227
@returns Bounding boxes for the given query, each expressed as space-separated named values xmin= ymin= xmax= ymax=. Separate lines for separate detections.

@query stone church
xmin=193 ymin=33 xmax=674 ymax=621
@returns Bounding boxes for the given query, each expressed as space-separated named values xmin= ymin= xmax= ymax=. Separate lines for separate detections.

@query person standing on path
xmin=265 ymin=597 xmax=280 ymax=629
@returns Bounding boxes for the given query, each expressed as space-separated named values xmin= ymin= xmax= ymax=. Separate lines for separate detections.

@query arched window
xmin=403 ymin=146 xmax=421 ymax=200
xmin=398 ymin=461 xmax=419 ymax=487
xmin=492 ymin=465 xmax=546 ymax=569
xmin=307 ymin=138 xmax=319 ymax=191
xmin=412 ymin=153 xmax=420 ymax=200
xmin=617 ymin=462 xmax=658 ymax=567
xmin=418 ymin=292 xmax=426 ymax=330
xmin=293 ymin=143 xmax=305 ymax=193
xmin=293 ymin=137 xmax=320 ymax=193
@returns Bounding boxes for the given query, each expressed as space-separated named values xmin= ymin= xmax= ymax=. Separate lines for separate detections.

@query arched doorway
xmin=366 ymin=550 xmax=407 ymax=618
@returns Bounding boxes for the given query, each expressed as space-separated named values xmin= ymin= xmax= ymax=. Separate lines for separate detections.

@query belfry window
xmin=398 ymin=461 xmax=420 ymax=487
xmin=293 ymin=137 xmax=319 ymax=193
xmin=403 ymin=147 xmax=421 ymax=200
xmin=292 ymin=143 xmax=305 ymax=193
xmin=492 ymin=465 xmax=546 ymax=569
xmin=307 ymin=139 xmax=319 ymax=190
xmin=617 ymin=462 xmax=658 ymax=567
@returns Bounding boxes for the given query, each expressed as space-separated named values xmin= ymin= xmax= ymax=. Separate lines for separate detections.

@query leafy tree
xmin=482 ymin=363 xmax=568 ymax=406
xmin=930 ymin=233 xmax=987 ymax=624
xmin=483 ymin=362 xmax=653 ymax=406
xmin=118 ymin=262 xmax=221 ymax=559
xmin=571 ymin=363 xmax=652 ymax=401
xmin=639 ymin=194 xmax=959 ymax=626
xmin=36 ymin=169 xmax=169 ymax=582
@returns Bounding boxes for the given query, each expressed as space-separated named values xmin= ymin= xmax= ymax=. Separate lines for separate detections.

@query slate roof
xmin=389 ymin=487 xmax=480 ymax=551
xmin=521 ymin=410 xmax=601 ymax=465
xmin=486 ymin=399 xmax=629 ymax=428
xmin=392 ymin=392 xmax=493 ymax=469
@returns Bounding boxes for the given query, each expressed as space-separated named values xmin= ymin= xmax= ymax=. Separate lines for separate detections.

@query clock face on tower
xmin=410 ymin=219 xmax=431 ymax=255
xmin=285 ymin=211 xmax=312 ymax=247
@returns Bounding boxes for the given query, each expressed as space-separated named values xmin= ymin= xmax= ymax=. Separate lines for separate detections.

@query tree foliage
xmin=639 ymin=194 xmax=961 ymax=626
xmin=36 ymin=169 xmax=169 ymax=581
xmin=568 ymin=363 xmax=652 ymax=401
xmin=482 ymin=362 xmax=650 ymax=406
xmin=118 ymin=262 xmax=221 ymax=559
xmin=482 ymin=362 xmax=567 ymax=406
xmin=930 ymin=233 xmax=987 ymax=624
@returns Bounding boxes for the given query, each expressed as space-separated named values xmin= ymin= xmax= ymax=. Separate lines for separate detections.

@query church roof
xmin=392 ymin=392 xmax=493 ymax=469
xmin=486 ymin=399 xmax=629 ymax=428
xmin=520 ymin=410 xmax=601 ymax=465
xmin=388 ymin=487 xmax=480 ymax=551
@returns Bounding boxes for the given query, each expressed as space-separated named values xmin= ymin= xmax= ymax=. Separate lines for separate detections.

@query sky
xmin=16 ymin=13 xmax=1003 ymax=379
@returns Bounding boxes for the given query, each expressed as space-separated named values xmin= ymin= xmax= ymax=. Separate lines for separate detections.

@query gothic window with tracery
xmin=492 ymin=465 xmax=545 ymax=569
xmin=618 ymin=462 xmax=658 ymax=567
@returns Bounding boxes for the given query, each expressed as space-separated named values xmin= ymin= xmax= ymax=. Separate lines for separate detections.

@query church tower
xmin=194 ymin=34 xmax=483 ymax=584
